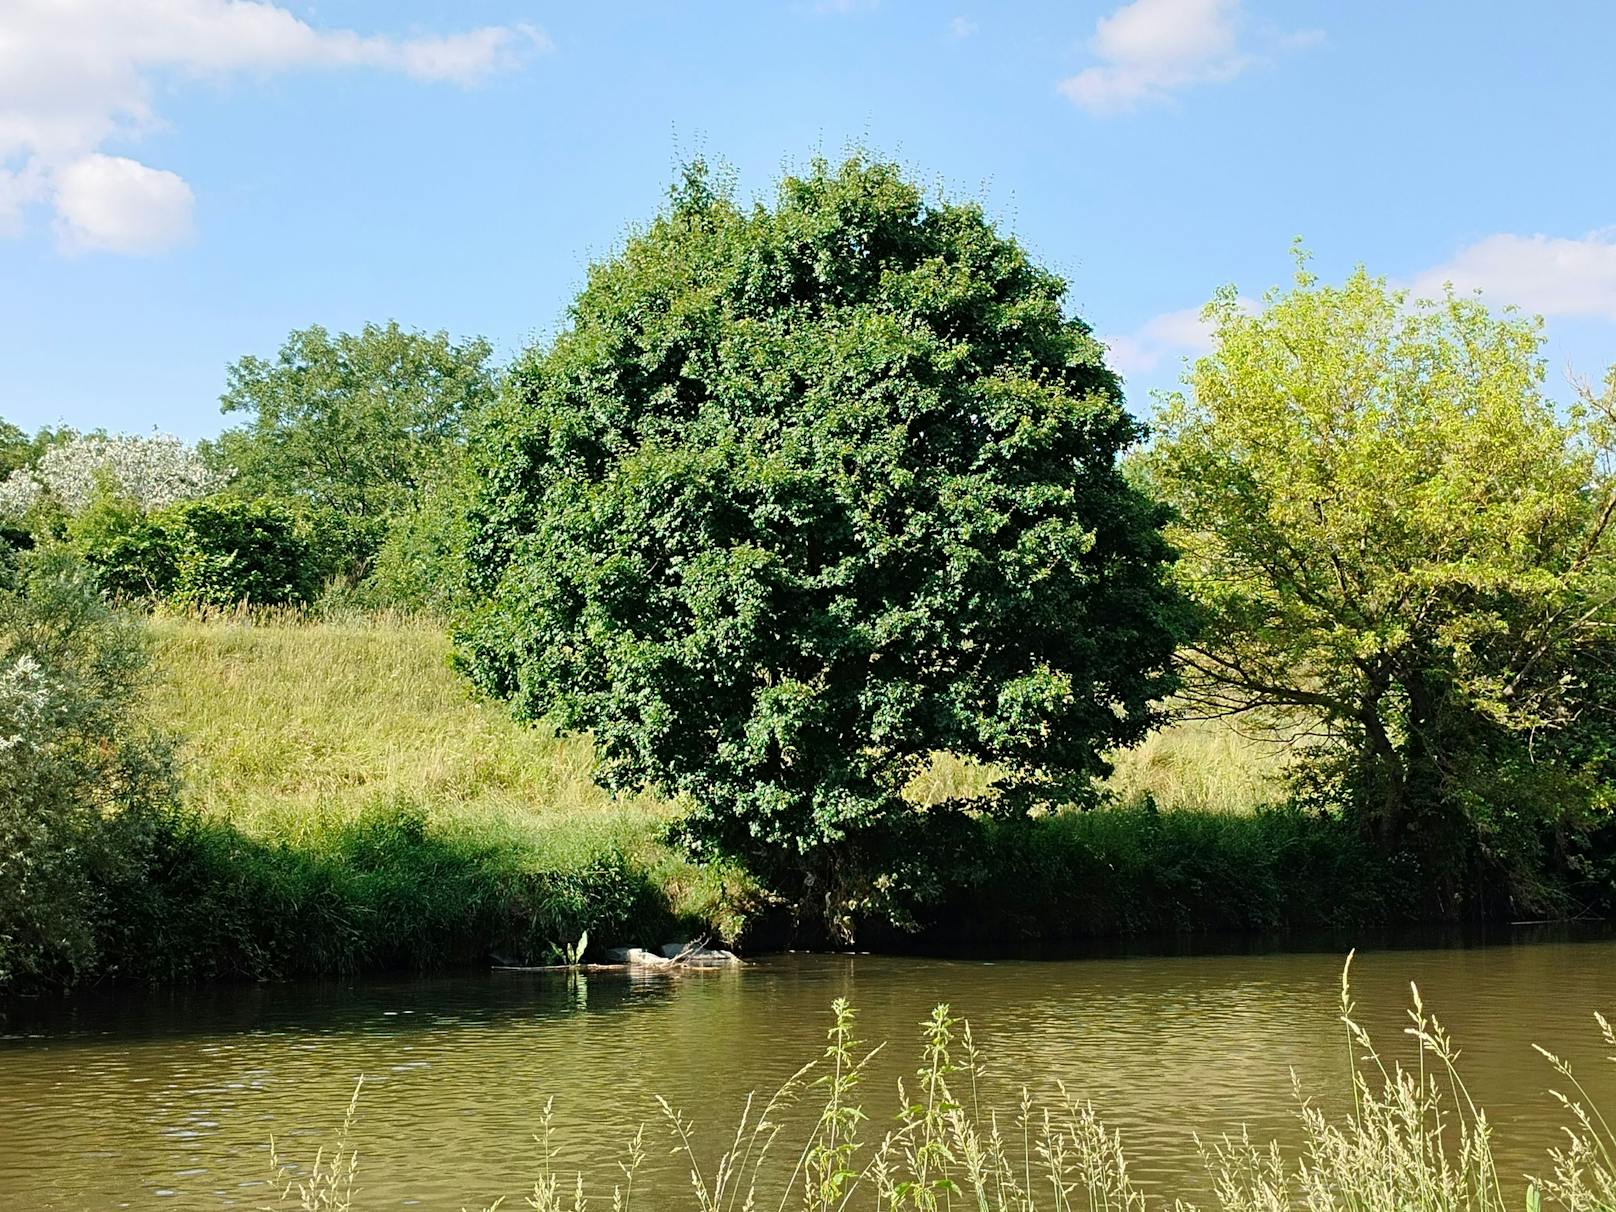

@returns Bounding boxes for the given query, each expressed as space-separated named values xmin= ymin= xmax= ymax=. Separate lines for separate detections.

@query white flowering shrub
xmin=0 ymin=468 xmax=43 ymax=520
xmin=32 ymin=432 xmax=226 ymax=515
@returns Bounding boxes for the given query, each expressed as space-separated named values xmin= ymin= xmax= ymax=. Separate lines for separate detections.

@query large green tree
xmin=211 ymin=322 xmax=496 ymax=576
xmin=1147 ymin=262 xmax=1616 ymax=894
xmin=456 ymin=158 xmax=1188 ymax=928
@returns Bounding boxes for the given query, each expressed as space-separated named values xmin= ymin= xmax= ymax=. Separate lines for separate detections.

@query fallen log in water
xmin=491 ymin=940 xmax=742 ymax=973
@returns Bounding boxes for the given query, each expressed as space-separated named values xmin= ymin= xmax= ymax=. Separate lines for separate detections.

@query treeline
xmin=0 ymin=320 xmax=491 ymax=613
xmin=5 ymin=154 xmax=1616 ymax=990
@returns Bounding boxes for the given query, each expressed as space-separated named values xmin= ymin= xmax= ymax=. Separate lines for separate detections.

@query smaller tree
xmin=214 ymin=320 xmax=494 ymax=516
xmin=1147 ymin=260 xmax=1616 ymax=898
xmin=211 ymin=322 xmax=495 ymax=587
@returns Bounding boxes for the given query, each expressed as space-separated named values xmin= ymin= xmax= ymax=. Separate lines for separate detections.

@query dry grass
xmin=142 ymin=610 xmax=675 ymax=845
xmin=146 ymin=611 xmax=1294 ymax=839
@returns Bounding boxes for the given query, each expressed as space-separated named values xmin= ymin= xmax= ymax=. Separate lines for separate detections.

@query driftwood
xmin=491 ymin=939 xmax=741 ymax=974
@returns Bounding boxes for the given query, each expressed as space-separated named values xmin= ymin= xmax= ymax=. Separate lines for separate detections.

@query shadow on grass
xmin=96 ymin=801 xmax=688 ymax=984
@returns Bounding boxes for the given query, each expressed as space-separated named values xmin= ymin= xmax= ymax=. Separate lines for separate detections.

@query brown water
xmin=2 ymin=937 xmax=1615 ymax=1210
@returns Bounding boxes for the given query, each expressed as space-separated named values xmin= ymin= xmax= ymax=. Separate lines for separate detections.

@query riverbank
xmin=13 ymin=611 xmax=1584 ymax=988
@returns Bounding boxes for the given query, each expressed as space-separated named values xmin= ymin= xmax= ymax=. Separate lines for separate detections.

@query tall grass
xmin=144 ymin=609 xmax=674 ymax=842
xmin=135 ymin=612 xmax=1368 ymax=964
xmin=149 ymin=611 xmax=1285 ymax=829
xmin=1104 ymin=717 xmax=1293 ymax=816
xmin=266 ymin=962 xmax=1615 ymax=1212
xmin=905 ymin=718 xmax=1292 ymax=817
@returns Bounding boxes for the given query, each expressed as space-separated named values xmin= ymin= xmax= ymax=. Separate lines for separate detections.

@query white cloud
xmin=1409 ymin=230 xmax=1616 ymax=323
xmin=54 ymin=154 xmax=194 ymax=254
xmin=1104 ymin=297 xmax=1256 ymax=377
xmin=1059 ymin=0 xmax=1319 ymax=115
xmin=1105 ymin=306 xmax=1215 ymax=377
xmin=949 ymin=16 xmax=978 ymax=39
xmin=0 ymin=0 xmax=548 ymax=253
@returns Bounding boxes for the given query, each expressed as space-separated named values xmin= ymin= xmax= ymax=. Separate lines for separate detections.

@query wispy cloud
xmin=1409 ymin=230 xmax=1616 ymax=323
xmin=949 ymin=17 xmax=978 ymax=40
xmin=0 ymin=0 xmax=549 ymax=254
xmin=1059 ymin=0 xmax=1319 ymax=115
xmin=1104 ymin=297 xmax=1256 ymax=377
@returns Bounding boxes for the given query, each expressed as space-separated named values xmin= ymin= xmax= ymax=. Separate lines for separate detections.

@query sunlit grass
xmin=1105 ymin=715 xmax=1293 ymax=815
xmin=906 ymin=717 xmax=1293 ymax=816
xmin=148 ymin=610 xmax=1294 ymax=833
xmin=143 ymin=609 xmax=676 ymax=845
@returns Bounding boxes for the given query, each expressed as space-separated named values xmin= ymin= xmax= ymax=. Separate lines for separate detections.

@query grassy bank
xmin=103 ymin=612 xmax=746 ymax=982
xmin=86 ymin=611 xmax=1431 ymax=984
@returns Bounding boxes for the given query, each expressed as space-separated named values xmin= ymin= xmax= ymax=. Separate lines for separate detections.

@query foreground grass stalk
xmin=268 ymin=968 xmax=1616 ymax=1212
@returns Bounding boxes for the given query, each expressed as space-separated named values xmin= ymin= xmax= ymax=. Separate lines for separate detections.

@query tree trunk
xmin=1360 ymin=698 xmax=1407 ymax=845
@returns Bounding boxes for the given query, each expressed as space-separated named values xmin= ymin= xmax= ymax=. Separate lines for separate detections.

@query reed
xmin=264 ymin=960 xmax=1615 ymax=1212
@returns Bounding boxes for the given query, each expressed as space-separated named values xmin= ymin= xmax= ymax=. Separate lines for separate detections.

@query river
xmin=3 ymin=935 xmax=1614 ymax=1209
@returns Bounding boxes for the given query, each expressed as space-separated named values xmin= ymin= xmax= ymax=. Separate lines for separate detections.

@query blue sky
xmin=3 ymin=0 xmax=1614 ymax=440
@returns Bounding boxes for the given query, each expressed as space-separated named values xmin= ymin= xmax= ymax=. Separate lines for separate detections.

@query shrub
xmin=165 ymin=497 xmax=316 ymax=608
xmin=921 ymin=804 xmax=1417 ymax=943
xmin=95 ymin=799 xmax=682 ymax=983
xmin=77 ymin=495 xmax=316 ymax=608
xmin=0 ymin=549 xmax=177 ymax=989
xmin=367 ymin=468 xmax=471 ymax=614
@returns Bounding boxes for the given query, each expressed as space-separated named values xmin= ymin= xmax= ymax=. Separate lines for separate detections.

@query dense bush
xmin=457 ymin=157 xmax=1189 ymax=934
xmin=921 ymin=805 xmax=1418 ymax=944
xmin=367 ymin=466 xmax=472 ymax=614
xmin=0 ymin=549 xmax=177 ymax=989
xmin=94 ymin=800 xmax=683 ymax=983
xmin=77 ymin=495 xmax=316 ymax=608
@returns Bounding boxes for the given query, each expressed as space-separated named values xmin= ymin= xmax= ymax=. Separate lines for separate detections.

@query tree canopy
xmin=213 ymin=321 xmax=497 ymax=521
xmin=1147 ymin=262 xmax=1616 ymax=888
xmin=455 ymin=157 xmax=1188 ymax=925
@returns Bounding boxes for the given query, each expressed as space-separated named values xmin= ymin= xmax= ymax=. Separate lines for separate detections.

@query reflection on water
xmin=2 ymin=936 xmax=1615 ymax=1209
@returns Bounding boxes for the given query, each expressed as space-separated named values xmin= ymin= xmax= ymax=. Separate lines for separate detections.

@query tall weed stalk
xmin=266 ymin=964 xmax=1616 ymax=1212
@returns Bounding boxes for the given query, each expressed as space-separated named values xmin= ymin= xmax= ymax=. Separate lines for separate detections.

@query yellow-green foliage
xmin=144 ymin=609 xmax=676 ymax=847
